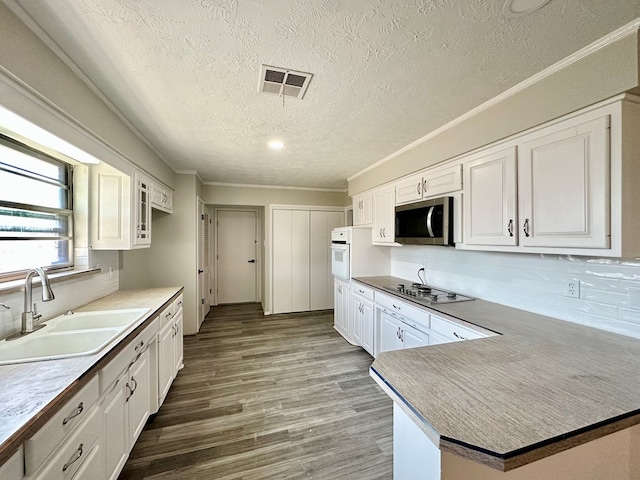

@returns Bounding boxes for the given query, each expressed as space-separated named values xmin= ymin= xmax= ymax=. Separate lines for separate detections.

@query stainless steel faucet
xmin=20 ymin=267 xmax=55 ymax=335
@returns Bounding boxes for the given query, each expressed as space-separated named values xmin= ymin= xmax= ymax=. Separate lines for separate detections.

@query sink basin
xmin=0 ymin=329 xmax=121 ymax=364
xmin=49 ymin=308 xmax=150 ymax=332
xmin=0 ymin=307 xmax=151 ymax=365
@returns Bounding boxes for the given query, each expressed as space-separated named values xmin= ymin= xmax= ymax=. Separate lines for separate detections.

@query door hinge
xmin=201 ymin=298 xmax=205 ymax=305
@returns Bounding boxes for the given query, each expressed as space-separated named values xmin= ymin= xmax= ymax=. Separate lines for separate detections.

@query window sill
xmin=0 ymin=268 xmax=102 ymax=295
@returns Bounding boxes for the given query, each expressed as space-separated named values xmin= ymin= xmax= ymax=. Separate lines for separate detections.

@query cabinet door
xmin=333 ymin=279 xmax=349 ymax=338
xmin=310 ymin=211 xmax=344 ymax=310
xmin=353 ymin=192 xmax=372 ymax=226
xmin=157 ymin=321 xmax=174 ymax=406
xmin=518 ymin=115 xmax=610 ymax=248
xmin=423 ymin=164 xmax=462 ymax=198
xmin=463 ymin=147 xmax=518 ymax=246
xmin=401 ymin=325 xmax=429 ymax=350
xmin=0 ymin=446 xmax=23 ymax=480
xmin=373 ymin=186 xmax=396 ymax=243
xmin=351 ymin=299 xmax=363 ymax=347
xmin=133 ymin=172 xmax=151 ymax=246
xmin=360 ymin=300 xmax=375 ymax=356
xmin=90 ymin=163 xmax=132 ymax=250
xmin=103 ymin=375 xmax=129 ymax=480
xmin=395 ymin=174 xmax=423 ymax=205
xmin=71 ymin=444 xmax=105 ymax=480
xmin=173 ymin=310 xmax=184 ymax=373
xmin=379 ymin=313 xmax=402 ymax=353
xmin=128 ymin=348 xmax=151 ymax=446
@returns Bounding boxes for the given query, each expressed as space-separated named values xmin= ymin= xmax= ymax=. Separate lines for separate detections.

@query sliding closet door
xmin=310 ymin=211 xmax=344 ymax=310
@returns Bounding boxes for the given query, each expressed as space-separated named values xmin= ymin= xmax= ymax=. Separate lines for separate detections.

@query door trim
xmin=212 ymin=207 xmax=262 ymax=306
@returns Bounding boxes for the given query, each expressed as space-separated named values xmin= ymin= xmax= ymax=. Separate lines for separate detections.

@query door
xmin=380 ymin=312 xmax=402 ymax=353
xmin=463 ymin=146 xmax=518 ymax=246
xmin=518 ymin=115 xmax=610 ymax=248
xmin=197 ymin=198 xmax=210 ymax=325
xmin=310 ymin=211 xmax=344 ymax=310
xmin=217 ymin=210 xmax=258 ymax=304
xmin=361 ymin=300 xmax=374 ymax=356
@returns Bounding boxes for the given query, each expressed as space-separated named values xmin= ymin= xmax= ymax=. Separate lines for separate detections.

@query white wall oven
xmin=331 ymin=228 xmax=350 ymax=280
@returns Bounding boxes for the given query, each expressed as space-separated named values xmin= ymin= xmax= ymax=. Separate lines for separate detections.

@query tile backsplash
xmin=391 ymin=246 xmax=640 ymax=339
xmin=0 ymin=250 xmax=119 ymax=338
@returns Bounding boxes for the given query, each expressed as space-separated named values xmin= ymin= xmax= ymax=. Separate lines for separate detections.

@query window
xmin=0 ymin=134 xmax=73 ymax=280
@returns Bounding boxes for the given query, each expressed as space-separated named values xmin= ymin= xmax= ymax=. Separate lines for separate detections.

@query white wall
xmin=0 ymin=251 xmax=119 ymax=338
xmin=391 ymin=246 xmax=640 ymax=339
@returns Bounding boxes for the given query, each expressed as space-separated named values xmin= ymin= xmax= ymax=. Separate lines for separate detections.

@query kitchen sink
xmin=0 ymin=307 xmax=150 ymax=365
xmin=49 ymin=308 xmax=150 ymax=332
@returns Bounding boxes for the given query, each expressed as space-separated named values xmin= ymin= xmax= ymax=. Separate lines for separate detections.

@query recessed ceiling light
xmin=268 ymin=140 xmax=284 ymax=150
xmin=504 ymin=0 xmax=551 ymax=16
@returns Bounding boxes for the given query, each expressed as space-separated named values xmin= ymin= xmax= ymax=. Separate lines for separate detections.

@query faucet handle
xmin=33 ymin=303 xmax=42 ymax=321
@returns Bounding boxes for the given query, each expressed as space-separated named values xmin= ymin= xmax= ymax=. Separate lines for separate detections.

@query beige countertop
xmin=358 ymin=276 xmax=640 ymax=471
xmin=0 ymin=287 xmax=183 ymax=466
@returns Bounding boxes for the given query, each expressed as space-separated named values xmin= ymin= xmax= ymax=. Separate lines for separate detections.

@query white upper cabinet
xmin=133 ymin=171 xmax=152 ymax=247
xmin=396 ymin=164 xmax=462 ymax=205
xmin=463 ymin=146 xmax=517 ymax=246
xmin=151 ymin=181 xmax=173 ymax=213
xmin=395 ymin=173 xmax=424 ymax=205
xmin=372 ymin=185 xmax=396 ymax=244
xmin=518 ymin=115 xmax=610 ymax=249
xmin=461 ymin=99 xmax=628 ymax=255
xmin=353 ymin=191 xmax=373 ymax=226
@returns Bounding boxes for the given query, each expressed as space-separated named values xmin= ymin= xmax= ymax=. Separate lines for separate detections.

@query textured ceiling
xmin=7 ymin=0 xmax=640 ymax=189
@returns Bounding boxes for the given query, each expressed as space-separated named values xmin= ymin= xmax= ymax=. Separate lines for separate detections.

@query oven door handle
xmin=425 ymin=206 xmax=435 ymax=237
xmin=331 ymin=244 xmax=349 ymax=252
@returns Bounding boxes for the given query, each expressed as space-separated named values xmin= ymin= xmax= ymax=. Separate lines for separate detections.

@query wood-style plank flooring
xmin=119 ymin=303 xmax=393 ymax=479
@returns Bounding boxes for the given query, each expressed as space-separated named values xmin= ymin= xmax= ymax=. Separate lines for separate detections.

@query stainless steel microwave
xmin=395 ymin=196 xmax=454 ymax=246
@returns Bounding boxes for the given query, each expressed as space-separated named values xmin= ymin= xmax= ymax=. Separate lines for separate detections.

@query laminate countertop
xmin=357 ymin=276 xmax=640 ymax=472
xmin=0 ymin=287 xmax=183 ymax=467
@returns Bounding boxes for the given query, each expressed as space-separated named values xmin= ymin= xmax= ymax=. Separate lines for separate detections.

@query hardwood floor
xmin=119 ymin=303 xmax=393 ymax=479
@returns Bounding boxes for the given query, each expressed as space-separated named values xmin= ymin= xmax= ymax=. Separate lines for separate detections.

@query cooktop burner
xmin=384 ymin=283 xmax=473 ymax=305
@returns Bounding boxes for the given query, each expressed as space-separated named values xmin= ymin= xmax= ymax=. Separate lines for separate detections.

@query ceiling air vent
xmin=259 ymin=65 xmax=313 ymax=99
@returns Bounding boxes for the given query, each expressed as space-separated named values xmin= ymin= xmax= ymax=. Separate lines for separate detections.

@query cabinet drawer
xmin=352 ymin=282 xmax=374 ymax=301
xmin=99 ymin=319 xmax=157 ymax=393
xmin=173 ymin=294 xmax=184 ymax=314
xmin=159 ymin=303 xmax=175 ymax=330
xmin=0 ymin=445 xmax=23 ymax=480
xmin=29 ymin=406 xmax=100 ymax=480
xmin=431 ymin=315 xmax=486 ymax=341
xmin=376 ymin=293 xmax=429 ymax=328
xmin=24 ymin=375 xmax=99 ymax=476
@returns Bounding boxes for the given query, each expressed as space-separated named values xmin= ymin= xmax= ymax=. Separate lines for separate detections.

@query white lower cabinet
xmin=101 ymin=327 xmax=154 ymax=480
xmin=157 ymin=294 xmax=184 ymax=407
xmin=333 ymin=278 xmax=350 ymax=340
xmin=102 ymin=375 xmax=128 ymax=480
xmin=379 ymin=312 xmax=429 ymax=353
xmin=352 ymin=295 xmax=374 ymax=356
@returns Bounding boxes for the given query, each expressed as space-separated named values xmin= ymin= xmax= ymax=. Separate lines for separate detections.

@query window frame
xmin=0 ymin=134 xmax=74 ymax=282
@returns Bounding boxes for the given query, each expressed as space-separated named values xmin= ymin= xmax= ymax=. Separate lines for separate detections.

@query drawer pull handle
xmin=62 ymin=402 xmax=84 ymax=425
xmin=392 ymin=304 xmax=401 ymax=310
xmin=453 ymin=331 xmax=468 ymax=340
xmin=166 ymin=311 xmax=172 ymax=318
xmin=62 ymin=443 xmax=83 ymax=472
xmin=134 ymin=340 xmax=144 ymax=351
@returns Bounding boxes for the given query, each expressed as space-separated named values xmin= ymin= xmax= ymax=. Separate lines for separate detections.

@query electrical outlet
xmin=567 ymin=280 xmax=580 ymax=298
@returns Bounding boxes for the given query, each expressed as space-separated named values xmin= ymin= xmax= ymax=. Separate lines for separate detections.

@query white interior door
xmin=217 ymin=210 xmax=258 ymax=304
xmin=310 ymin=211 xmax=344 ymax=310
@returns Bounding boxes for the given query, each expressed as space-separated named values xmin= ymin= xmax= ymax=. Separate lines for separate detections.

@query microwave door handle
xmin=426 ymin=206 xmax=435 ymax=237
